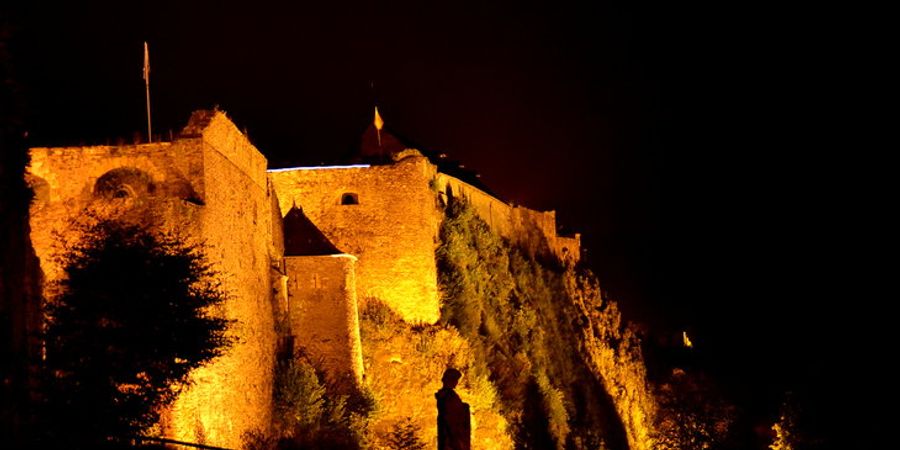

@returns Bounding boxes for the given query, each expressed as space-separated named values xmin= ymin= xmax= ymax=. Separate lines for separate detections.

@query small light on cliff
xmin=682 ymin=331 xmax=694 ymax=349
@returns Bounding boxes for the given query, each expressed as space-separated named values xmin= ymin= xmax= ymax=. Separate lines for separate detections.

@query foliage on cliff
xmin=436 ymin=197 xmax=650 ymax=450
xmin=357 ymin=298 xmax=512 ymax=449
xmin=256 ymin=297 xmax=511 ymax=449
xmin=564 ymin=269 xmax=660 ymax=450
xmin=38 ymin=219 xmax=232 ymax=448
xmin=257 ymin=356 xmax=372 ymax=449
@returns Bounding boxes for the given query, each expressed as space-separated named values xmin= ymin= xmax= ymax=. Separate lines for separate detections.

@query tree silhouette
xmin=38 ymin=219 xmax=232 ymax=448
xmin=386 ymin=417 xmax=426 ymax=450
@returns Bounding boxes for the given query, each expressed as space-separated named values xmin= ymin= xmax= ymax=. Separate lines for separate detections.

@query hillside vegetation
xmin=436 ymin=198 xmax=659 ymax=450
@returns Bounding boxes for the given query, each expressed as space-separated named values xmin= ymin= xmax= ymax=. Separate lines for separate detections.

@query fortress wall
xmin=555 ymin=234 xmax=582 ymax=265
xmin=27 ymin=141 xmax=206 ymax=290
xmin=434 ymin=173 xmax=514 ymax=237
xmin=28 ymin=118 xmax=277 ymax=448
xmin=194 ymin=112 xmax=268 ymax=192
xmin=268 ymin=180 xmax=289 ymax=326
xmin=270 ymin=156 xmax=442 ymax=324
xmin=268 ymin=178 xmax=285 ymax=264
xmin=284 ymin=255 xmax=363 ymax=388
xmin=435 ymin=173 xmax=580 ymax=263
xmin=29 ymin=141 xmax=206 ymax=204
xmin=166 ymin=131 xmax=276 ymax=448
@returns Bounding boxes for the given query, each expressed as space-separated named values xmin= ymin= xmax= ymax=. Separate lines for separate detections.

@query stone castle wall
xmin=284 ymin=254 xmax=363 ymax=388
xmin=27 ymin=111 xmax=278 ymax=450
xmin=28 ymin=141 xmax=206 ymax=287
xmin=165 ymin=112 xmax=276 ymax=448
xmin=270 ymin=155 xmax=443 ymax=324
xmin=25 ymin=110 xmax=584 ymax=448
xmin=434 ymin=173 xmax=580 ymax=264
xmin=270 ymin=153 xmax=581 ymax=325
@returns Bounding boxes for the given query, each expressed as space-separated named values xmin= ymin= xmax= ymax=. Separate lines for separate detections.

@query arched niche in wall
xmin=26 ymin=174 xmax=51 ymax=205
xmin=340 ymin=193 xmax=359 ymax=205
xmin=93 ymin=167 xmax=156 ymax=200
xmin=167 ymin=178 xmax=204 ymax=205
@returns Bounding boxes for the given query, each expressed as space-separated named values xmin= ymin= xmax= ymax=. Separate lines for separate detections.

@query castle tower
xmin=281 ymin=205 xmax=364 ymax=388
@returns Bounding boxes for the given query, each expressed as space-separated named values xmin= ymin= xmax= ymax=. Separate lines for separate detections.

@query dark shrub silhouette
xmin=38 ymin=219 xmax=232 ymax=448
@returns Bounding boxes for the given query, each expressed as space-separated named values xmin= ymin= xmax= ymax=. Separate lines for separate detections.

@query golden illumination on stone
xmin=683 ymin=331 xmax=694 ymax=348
xmin=28 ymin=111 xmax=276 ymax=449
xmin=25 ymin=109 xmax=621 ymax=449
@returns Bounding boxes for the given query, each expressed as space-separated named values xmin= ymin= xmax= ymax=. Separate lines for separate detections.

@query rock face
xmin=567 ymin=272 xmax=659 ymax=450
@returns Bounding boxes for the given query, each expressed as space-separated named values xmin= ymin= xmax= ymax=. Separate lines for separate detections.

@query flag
xmin=143 ymin=41 xmax=150 ymax=83
xmin=374 ymin=106 xmax=384 ymax=131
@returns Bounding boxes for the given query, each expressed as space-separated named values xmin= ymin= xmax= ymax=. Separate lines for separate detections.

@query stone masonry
xmin=25 ymin=110 xmax=580 ymax=448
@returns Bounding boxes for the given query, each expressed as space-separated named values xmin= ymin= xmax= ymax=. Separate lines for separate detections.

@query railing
xmin=128 ymin=435 xmax=232 ymax=450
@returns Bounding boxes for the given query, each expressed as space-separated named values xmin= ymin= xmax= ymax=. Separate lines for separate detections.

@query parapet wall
xmin=270 ymin=156 xmax=443 ymax=324
xmin=284 ymin=254 xmax=363 ymax=388
xmin=434 ymin=173 xmax=580 ymax=264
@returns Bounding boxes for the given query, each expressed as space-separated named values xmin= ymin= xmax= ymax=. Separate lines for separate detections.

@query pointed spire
xmin=374 ymin=106 xmax=384 ymax=147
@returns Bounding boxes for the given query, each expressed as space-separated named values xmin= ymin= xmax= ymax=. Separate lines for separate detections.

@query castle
xmin=26 ymin=109 xmax=580 ymax=448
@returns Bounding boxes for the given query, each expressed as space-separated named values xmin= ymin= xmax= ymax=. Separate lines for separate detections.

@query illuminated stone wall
xmin=27 ymin=109 xmax=592 ymax=449
xmin=166 ymin=111 xmax=276 ymax=448
xmin=270 ymin=154 xmax=581 ymax=325
xmin=284 ymin=254 xmax=363 ymax=388
xmin=28 ymin=140 xmax=207 ymax=289
xmin=270 ymin=156 xmax=444 ymax=324
xmin=434 ymin=173 xmax=581 ymax=264
xmin=27 ymin=111 xmax=278 ymax=449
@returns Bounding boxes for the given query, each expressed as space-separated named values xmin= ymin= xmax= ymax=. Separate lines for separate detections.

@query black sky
xmin=7 ymin=0 xmax=872 ymax=445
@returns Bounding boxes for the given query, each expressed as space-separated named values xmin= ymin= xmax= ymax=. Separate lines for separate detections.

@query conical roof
xmin=357 ymin=122 xmax=408 ymax=163
xmin=283 ymin=205 xmax=341 ymax=256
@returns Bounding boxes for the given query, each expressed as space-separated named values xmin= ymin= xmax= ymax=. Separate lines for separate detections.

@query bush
xmin=272 ymin=357 xmax=373 ymax=449
xmin=385 ymin=417 xmax=427 ymax=450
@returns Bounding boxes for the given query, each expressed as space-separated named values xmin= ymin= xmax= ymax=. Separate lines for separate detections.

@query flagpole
xmin=143 ymin=42 xmax=152 ymax=143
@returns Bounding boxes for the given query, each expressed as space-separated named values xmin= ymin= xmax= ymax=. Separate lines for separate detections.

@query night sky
xmin=5 ymin=0 xmax=873 ymax=445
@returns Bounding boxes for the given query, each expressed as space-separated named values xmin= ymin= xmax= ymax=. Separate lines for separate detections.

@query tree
xmin=271 ymin=356 xmax=371 ymax=450
xmin=39 ymin=219 xmax=232 ymax=448
xmin=385 ymin=417 xmax=426 ymax=450
xmin=654 ymin=368 xmax=735 ymax=449
xmin=1 ymin=11 xmax=42 ymax=448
